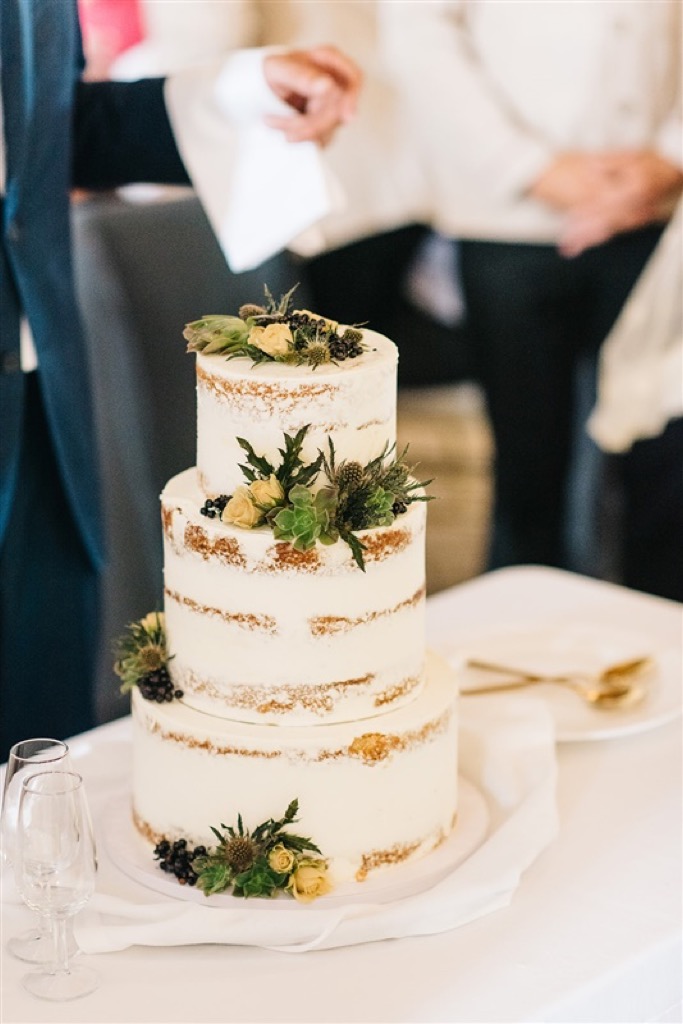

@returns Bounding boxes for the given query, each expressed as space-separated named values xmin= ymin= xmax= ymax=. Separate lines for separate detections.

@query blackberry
xmin=138 ymin=666 xmax=182 ymax=703
xmin=329 ymin=328 xmax=364 ymax=362
xmin=288 ymin=312 xmax=315 ymax=330
xmin=392 ymin=500 xmax=408 ymax=516
xmin=200 ymin=495 xmax=230 ymax=519
xmin=153 ymin=836 xmax=203 ymax=887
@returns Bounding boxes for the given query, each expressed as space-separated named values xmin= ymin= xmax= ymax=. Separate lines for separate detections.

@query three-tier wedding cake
xmin=120 ymin=293 xmax=459 ymax=895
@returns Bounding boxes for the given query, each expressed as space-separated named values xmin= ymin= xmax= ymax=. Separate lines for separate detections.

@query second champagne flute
xmin=1 ymin=738 xmax=71 ymax=963
xmin=15 ymin=770 xmax=98 ymax=1001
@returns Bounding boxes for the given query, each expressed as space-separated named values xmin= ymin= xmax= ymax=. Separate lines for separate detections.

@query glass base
xmin=7 ymin=928 xmax=53 ymax=965
xmin=22 ymin=965 xmax=99 ymax=1002
xmin=7 ymin=923 xmax=78 ymax=964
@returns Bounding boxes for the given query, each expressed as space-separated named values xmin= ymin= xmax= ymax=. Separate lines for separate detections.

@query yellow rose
xmin=249 ymin=323 xmax=293 ymax=357
xmin=249 ymin=474 xmax=284 ymax=511
xmin=287 ymin=859 xmax=332 ymax=903
xmin=268 ymin=843 xmax=296 ymax=875
xmin=140 ymin=612 xmax=164 ymax=632
xmin=221 ymin=486 xmax=263 ymax=529
xmin=293 ymin=309 xmax=338 ymax=332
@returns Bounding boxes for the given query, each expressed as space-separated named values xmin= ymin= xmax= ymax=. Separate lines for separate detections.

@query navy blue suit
xmin=0 ymin=0 xmax=189 ymax=755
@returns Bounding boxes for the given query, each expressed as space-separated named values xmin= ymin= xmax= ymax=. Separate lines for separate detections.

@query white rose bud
xmin=250 ymin=474 xmax=285 ymax=511
xmin=249 ymin=323 xmax=293 ymax=357
xmin=221 ymin=486 xmax=264 ymax=529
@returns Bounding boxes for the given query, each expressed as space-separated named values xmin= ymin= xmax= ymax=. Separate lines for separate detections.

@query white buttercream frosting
xmin=130 ymin=322 xmax=459 ymax=889
xmin=195 ymin=329 xmax=397 ymax=497
xmin=161 ymin=467 xmax=427 ymax=726
xmin=131 ymin=651 xmax=459 ymax=883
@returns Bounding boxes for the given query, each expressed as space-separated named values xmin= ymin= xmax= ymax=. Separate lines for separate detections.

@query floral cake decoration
xmin=153 ymin=799 xmax=332 ymax=902
xmin=183 ymin=285 xmax=366 ymax=369
xmin=113 ymin=612 xmax=179 ymax=703
xmin=200 ymin=426 xmax=431 ymax=571
xmin=113 ymin=618 xmax=331 ymax=900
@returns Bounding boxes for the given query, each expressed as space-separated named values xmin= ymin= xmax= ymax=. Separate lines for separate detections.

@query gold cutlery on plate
xmin=460 ymin=655 xmax=653 ymax=709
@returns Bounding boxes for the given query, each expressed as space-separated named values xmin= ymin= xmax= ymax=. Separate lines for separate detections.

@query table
xmin=2 ymin=566 xmax=681 ymax=1024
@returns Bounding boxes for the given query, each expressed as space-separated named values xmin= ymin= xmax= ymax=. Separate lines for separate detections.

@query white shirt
xmin=380 ymin=0 xmax=682 ymax=242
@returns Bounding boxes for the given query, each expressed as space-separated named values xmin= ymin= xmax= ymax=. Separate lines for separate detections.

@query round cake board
xmin=100 ymin=777 xmax=489 ymax=910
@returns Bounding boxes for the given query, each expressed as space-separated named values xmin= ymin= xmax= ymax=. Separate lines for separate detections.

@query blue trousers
xmin=0 ymin=373 xmax=100 ymax=759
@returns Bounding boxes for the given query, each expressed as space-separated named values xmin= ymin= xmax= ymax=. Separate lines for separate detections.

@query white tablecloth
xmin=2 ymin=567 xmax=681 ymax=1024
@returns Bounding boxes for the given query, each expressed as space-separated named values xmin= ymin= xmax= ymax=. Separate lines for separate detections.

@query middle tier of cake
xmin=162 ymin=468 xmax=427 ymax=727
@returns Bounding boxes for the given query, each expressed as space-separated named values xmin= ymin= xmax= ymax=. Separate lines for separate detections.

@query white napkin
xmin=588 ymin=202 xmax=683 ymax=453
xmin=164 ymin=49 xmax=342 ymax=273
xmin=454 ymin=621 xmax=652 ymax=689
xmin=73 ymin=698 xmax=558 ymax=954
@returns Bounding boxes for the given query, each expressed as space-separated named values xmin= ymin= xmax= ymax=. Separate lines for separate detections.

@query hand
xmin=559 ymin=150 xmax=683 ymax=257
xmin=529 ymin=152 xmax=613 ymax=210
xmin=263 ymin=46 xmax=362 ymax=146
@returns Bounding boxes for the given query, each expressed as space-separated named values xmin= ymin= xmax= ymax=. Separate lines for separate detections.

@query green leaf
xmin=279 ymin=834 xmax=322 ymax=855
xmin=236 ymin=437 xmax=275 ymax=480
xmin=342 ymin=529 xmax=367 ymax=571
xmin=275 ymin=425 xmax=310 ymax=490
xmin=283 ymin=798 xmax=299 ymax=825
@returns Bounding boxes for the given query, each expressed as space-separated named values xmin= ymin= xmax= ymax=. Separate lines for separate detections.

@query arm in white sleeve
xmin=164 ymin=49 xmax=337 ymax=272
xmin=378 ymin=0 xmax=553 ymax=201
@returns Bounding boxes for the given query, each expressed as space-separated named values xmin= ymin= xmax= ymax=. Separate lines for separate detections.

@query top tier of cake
xmin=196 ymin=329 xmax=397 ymax=497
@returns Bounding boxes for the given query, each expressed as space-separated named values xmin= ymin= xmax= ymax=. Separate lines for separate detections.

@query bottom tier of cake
xmin=131 ymin=651 xmax=459 ymax=884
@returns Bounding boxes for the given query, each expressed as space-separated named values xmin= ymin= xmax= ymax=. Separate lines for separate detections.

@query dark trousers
xmin=615 ymin=416 xmax=683 ymax=602
xmin=301 ymin=225 xmax=473 ymax=387
xmin=0 ymin=373 xmax=100 ymax=759
xmin=459 ymin=226 xmax=680 ymax=598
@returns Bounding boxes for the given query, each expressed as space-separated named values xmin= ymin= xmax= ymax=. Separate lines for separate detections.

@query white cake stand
xmin=101 ymin=778 xmax=489 ymax=910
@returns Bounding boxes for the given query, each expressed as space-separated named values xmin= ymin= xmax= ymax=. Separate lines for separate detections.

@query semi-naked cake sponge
xmin=127 ymin=306 xmax=459 ymax=890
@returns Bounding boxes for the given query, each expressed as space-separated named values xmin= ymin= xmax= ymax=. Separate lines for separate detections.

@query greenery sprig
xmin=153 ymin=799 xmax=332 ymax=902
xmin=183 ymin=285 xmax=367 ymax=369
xmin=209 ymin=426 xmax=431 ymax=570
xmin=238 ymin=424 xmax=324 ymax=494
xmin=113 ymin=613 xmax=181 ymax=703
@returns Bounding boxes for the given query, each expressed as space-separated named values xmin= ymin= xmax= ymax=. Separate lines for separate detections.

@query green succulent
xmin=183 ymin=315 xmax=251 ymax=355
xmin=272 ymin=485 xmax=338 ymax=551
xmin=364 ymin=486 xmax=397 ymax=526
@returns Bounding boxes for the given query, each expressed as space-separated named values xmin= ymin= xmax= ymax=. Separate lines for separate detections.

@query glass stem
xmin=51 ymin=916 xmax=71 ymax=976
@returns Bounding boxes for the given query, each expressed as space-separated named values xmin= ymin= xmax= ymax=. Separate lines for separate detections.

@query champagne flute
xmin=1 ymin=738 xmax=71 ymax=962
xmin=14 ymin=770 xmax=98 ymax=1001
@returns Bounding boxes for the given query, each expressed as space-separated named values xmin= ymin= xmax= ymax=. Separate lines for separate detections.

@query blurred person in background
xmin=381 ymin=0 xmax=682 ymax=599
xmin=0 ymin=0 xmax=361 ymax=755
xmin=102 ymin=1 xmax=439 ymax=371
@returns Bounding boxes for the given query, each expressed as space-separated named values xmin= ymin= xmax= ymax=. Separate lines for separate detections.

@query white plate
xmin=100 ymin=777 xmax=489 ymax=909
xmin=453 ymin=624 xmax=682 ymax=742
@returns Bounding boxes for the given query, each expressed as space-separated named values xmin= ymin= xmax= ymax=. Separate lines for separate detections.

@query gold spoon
xmin=460 ymin=656 xmax=653 ymax=709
